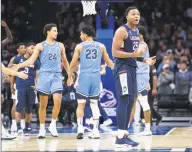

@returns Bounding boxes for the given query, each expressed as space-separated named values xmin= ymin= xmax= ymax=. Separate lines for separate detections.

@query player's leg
xmin=36 ymin=72 xmax=52 ymax=138
xmin=76 ymin=96 xmax=86 ymax=139
xmin=137 ymin=91 xmax=152 ymax=136
xmin=24 ymin=89 xmax=36 ymax=135
xmin=49 ymin=73 xmax=63 ymax=137
xmin=11 ymin=94 xmax=17 ymax=132
xmin=132 ymin=99 xmax=141 ymax=128
xmin=115 ymin=65 xmax=139 ymax=147
xmin=88 ymin=73 xmax=101 ymax=139
xmin=15 ymin=89 xmax=26 ymax=134
xmin=76 ymin=73 xmax=91 ymax=139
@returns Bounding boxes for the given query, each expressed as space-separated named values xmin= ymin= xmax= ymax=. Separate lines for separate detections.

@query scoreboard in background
xmin=49 ymin=0 xmax=134 ymax=2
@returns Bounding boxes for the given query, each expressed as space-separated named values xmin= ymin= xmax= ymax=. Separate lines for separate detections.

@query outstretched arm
xmin=1 ymin=21 xmax=13 ymax=46
xmin=1 ymin=64 xmax=28 ymax=79
xmin=17 ymin=43 xmax=41 ymax=69
xmin=60 ymin=43 xmax=70 ymax=75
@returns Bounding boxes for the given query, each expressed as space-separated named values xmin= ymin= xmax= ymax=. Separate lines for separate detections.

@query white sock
xmin=51 ymin=119 xmax=56 ymax=125
xmin=145 ymin=123 xmax=150 ymax=130
xmin=117 ymin=129 xmax=127 ymax=139
xmin=93 ymin=119 xmax=99 ymax=131
xmin=40 ymin=124 xmax=45 ymax=130
xmin=12 ymin=119 xmax=16 ymax=126
xmin=77 ymin=118 xmax=83 ymax=128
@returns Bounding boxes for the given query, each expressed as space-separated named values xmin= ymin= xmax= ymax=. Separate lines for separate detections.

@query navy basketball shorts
xmin=114 ymin=64 xmax=138 ymax=100
xmin=17 ymin=89 xmax=36 ymax=109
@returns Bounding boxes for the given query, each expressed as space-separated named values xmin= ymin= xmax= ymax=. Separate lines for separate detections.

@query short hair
xmin=125 ymin=6 xmax=138 ymax=17
xmin=137 ymin=25 xmax=148 ymax=40
xmin=81 ymin=25 xmax=96 ymax=37
xmin=26 ymin=42 xmax=36 ymax=47
xmin=16 ymin=43 xmax=25 ymax=49
xmin=43 ymin=23 xmax=57 ymax=37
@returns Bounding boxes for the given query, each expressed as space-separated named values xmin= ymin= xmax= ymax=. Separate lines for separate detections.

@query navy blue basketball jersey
xmin=13 ymin=56 xmax=40 ymax=89
xmin=79 ymin=41 xmax=102 ymax=73
xmin=39 ymin=41 xmax=62 ymax=73
xmin=115 ymin=24 xmax=140 ymax=67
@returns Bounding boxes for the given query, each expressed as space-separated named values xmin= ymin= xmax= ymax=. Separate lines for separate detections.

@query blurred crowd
xmin=1 ymin=0 xmax=192 ymax=128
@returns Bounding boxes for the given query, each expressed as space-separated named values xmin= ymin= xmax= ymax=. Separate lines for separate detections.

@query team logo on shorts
xmin=123 ymin=86 xmax=127 ymax=93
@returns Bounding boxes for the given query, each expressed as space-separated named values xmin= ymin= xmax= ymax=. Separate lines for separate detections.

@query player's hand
xmin=16 ymin=71 xmax=28 ymax=80
xmin=144 ymin=56 xmax=156 ymax=65
xmin=152 ymin=89 xmax=157 ymax=96
xmin=1 ymin=20 xmax=7 ymax=27
xmin=146 ymin=83 xmax=151 ymax=91
xmin=133 ymin=43 xmax=147 ymax=57
xmin=11 ymin=86 xmax=15 ymax=94
xmin=12 ymin=64 xmax=20 ymax=71
xmin=67 ymin=77 xmax=73 ymax=86
xmin=100 ymin=67 xmax=106 ymax=75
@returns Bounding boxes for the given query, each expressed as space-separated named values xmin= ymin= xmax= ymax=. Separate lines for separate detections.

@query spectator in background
xmin=157 ymin=64 xmax=175 ymax=95
xmin=157 ymin=55 xmax=175 ymax=75
xmin=174 ymin=42 xmax=185 ymax=60
xmin=175 ymin=61 xmax=192 ymax=88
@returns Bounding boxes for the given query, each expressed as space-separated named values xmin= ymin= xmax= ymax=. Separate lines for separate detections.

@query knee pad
xmin=77 ymin=99 xmax=86 ymax=104
xmin=16 ymin=104 xmax=23 ymax=113
xmin=138 ymin=95 xmax=150 ymax=111
xmin=90 ymin=99 xmax=101 ymax=119
xmin=26 ymin=106 xmax=33 ymax=114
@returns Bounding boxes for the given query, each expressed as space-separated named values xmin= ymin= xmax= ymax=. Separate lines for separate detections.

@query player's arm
xmin=60 ymin=43 xmax=70 ymax=75
xmin=8 ymin=56 xmax=15 ymax=68
xmin=112 ymin=27 xmax=145 ymax=58
xmin=18 ymin=43 xmax=42 ymax=69
xmin=68 ymin=44 xmax=81 ymax=79
xmin=1 ymin=21 xmax=13 ymax=46
xmin=1 ymin=64 xmax=28 ymax=80
xmin=100 ymin=44 xmax=114 ymax=69
xmin=152 ymin=66 xmax=158 ymax=96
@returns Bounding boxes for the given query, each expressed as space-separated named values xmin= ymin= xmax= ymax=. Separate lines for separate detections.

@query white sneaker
xmin=2 ymin=132 xmax=17 ymax=140
xmin=77 ymin=126 xmax=84 ymax=139
xmin=37 ymin=128 xmax=46 ymax=139
xmin=100 ymin=119 xmax=113 ymax=127
xmin=138 ymin=129 xmax=152 ymax=136
xmin=11 ymin=124 xmax=17 ymax=132
xmin=88 ymin=130 xmax=100 ymax=139
xmin=48 ymin=124 xmax=58 ymax=137
xmin=17 ymin=129 xmax=23 ymax=134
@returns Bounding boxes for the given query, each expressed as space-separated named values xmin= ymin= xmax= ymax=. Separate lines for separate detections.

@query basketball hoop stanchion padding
xmin=81 ymin=0 xmax=97 ymax=16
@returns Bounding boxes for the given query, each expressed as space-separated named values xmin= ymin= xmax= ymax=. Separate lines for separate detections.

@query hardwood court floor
xmin=2 ymin=127 xmax=192 ymax=151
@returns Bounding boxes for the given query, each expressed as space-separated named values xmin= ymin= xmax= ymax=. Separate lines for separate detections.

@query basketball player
xmin=67 ymin=25 xmax=114 ymax=139
xmin=9 ymin=43 xmax=26 ymax=132
xmin=112 ymin=6 xmax=147 ymax=147
xmin=134 ymin=25 xmax=154 ymax=136
xmin=12 ymin=44 xmax=40 ymax=135
xmin=13 ymin=23 xmax=70 ymax=138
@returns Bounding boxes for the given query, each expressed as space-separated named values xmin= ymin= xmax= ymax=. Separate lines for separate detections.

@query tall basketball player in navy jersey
xmin=112 ymin=6 xmax=147 ymax=147
xmin=68 ymin=25 xmax=114 ymax=139
xmin=13 ymin=44 xmax=40 ymax=135
xmin=9 ymin=43 xmax=26 ymax=132
xmin=13 ymin=23 xmax=70 ymax=138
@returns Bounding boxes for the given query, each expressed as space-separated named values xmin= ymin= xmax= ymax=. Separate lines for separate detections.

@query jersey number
xmin=49 ymin=53 xmax=57 ymax=60
xmin=24 ymin=67 xmax=28 ymax=74
xmin=133 ymin=42 xmax=139 ymax=50
xmin=86 ymin=49 xmax=97 ymax=59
